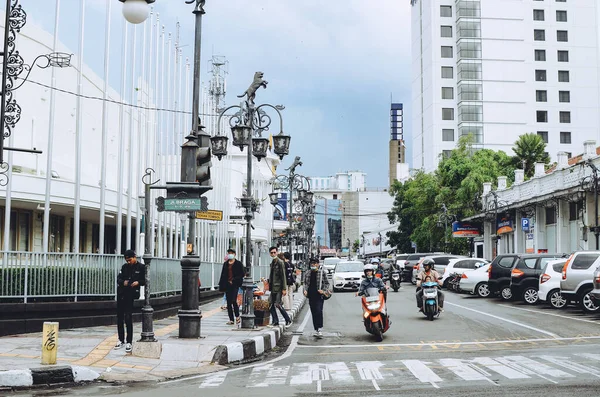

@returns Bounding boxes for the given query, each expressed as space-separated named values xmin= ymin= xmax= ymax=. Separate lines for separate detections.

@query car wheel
xmin=522 ymin=287 xmax=539 ymax=305
xmin=333 ymin=287 xmax=340 ymax=293
xmin=500 ymin=286 xmax=513 ymax=301
xmin=580 ymin=289 xmax=600 ymax=313
xmin=548 ymin=289 xmax=567 ymax=309
xmin=476 ymin=283 xmax=490 ymax=298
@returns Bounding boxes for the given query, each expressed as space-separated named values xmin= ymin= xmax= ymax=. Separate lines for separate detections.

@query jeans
xmin=308 ymin=297 xmax=324 ymax=331
xmin=225 ymin=286 xmax=240 ymax=322
xmin=117 ymin=295 xmax=134 ymax=344
xmin=270 ymin=291 xmax=291 ymax=325
xmin=416 ymin=288 xmax=444 ymax=309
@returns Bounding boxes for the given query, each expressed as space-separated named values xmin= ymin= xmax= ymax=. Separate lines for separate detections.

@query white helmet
xmin=370 ymin=258 xmax=380 ymax=264
xmin=364 ymin=264 xmax=376 ymax=275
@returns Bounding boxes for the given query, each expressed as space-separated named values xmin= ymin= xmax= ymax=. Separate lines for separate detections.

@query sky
xmin=21 ymin=0 xmax=412 ymax=188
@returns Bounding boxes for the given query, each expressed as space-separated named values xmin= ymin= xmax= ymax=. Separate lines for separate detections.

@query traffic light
xmin=196 ymin=146 xmax=211 ymax=186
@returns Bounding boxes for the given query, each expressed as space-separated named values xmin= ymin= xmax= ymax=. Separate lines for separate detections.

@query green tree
xmin=512 ymin=133 xmax=550 ymax=179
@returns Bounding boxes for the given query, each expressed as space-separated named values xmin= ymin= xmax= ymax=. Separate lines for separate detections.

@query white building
xmin=411 ymin=0 xmax=600 ymax=172
xmin=310 ymin=171 xmax=366 ymax=192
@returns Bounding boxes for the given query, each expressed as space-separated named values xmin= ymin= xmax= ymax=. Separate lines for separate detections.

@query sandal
xmin=236 ymin=317 xmax=241 ymax=324
xmin=226 ymin=321 xmax=234 ymax=325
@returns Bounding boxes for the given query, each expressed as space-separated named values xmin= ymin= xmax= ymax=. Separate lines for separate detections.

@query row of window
xmin=535 ymin=49 xmax=569 ymax=62
xmin=537 ymin=131 xmax=572 ymax=144
xmin=534 ymin=29 xmax=568 ymax=42
xmin=535 ymin=69 xmax=569 ymax=82
xmin=535 ymin=90 xmax=570 ymax=103
xmin=534 ymin=9 xmax=568 ymax=22
xmin=536 ymin=110 xmax=571 ymax=123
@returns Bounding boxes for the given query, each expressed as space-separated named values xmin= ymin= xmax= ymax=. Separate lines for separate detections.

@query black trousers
xmin=308 ymin=296 xmax=324 ymax=331
xmin=117 ymin=295 xmax=134 ymax=344
xmin=225 ymin=286 xmax=240 ymax=322
xmin=270 ymin=291 xmax=291 ymax=325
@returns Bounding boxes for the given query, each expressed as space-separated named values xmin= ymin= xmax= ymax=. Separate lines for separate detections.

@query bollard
xmin=41 ymin=322 xmax=59 ymax=365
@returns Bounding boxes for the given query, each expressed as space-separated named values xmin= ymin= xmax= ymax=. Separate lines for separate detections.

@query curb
xmin=212 ymin=288 xmax=307 ymax=365
xmin=0 ymin=365 xmax=99 ymax=388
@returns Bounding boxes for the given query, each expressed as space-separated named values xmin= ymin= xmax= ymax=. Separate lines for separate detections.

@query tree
xmin=512 ymin=133 xmax=550 ymax=179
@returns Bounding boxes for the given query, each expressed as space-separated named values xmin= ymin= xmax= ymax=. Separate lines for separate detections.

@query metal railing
xmin=0 ymin=251 xmax=272 ymax=302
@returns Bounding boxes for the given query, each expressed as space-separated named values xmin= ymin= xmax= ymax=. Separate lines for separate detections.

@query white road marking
xmin=326 ymin=362 xmax=354 ymax=383
xmin=577 ymin=353 xmax=600 ymax=362
xmin=472 ymin=357 xmax=530 ymax=380
xmin=445 ymin=301 xmax=559 ymax=338
xmin=493 ymin=357 xmax=558 ymax=384
xmin=401 ymin=360 xmax=442 ymax=388
xmin=355 ymin=361 xmax=385 ymax=391
xmin=539 ymin=355 xmax=600 ymax=378
xmin=198 ymin=373 xmax=227 ymax=388
xmin=439 ymin=358 xmax=496 ymax=385
xmin=499 ymin=304 xmax=600 ymax=325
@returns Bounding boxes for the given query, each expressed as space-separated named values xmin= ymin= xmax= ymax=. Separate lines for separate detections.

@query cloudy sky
xmin=22 ymin=0 xmax=412 ymax=188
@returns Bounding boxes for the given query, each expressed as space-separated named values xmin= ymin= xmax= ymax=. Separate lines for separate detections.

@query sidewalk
xmin=0 ymin=287 xmax=306 ymax=387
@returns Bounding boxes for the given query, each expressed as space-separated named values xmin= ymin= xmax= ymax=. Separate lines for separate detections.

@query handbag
xmin=319 ymin=270 xmax=332 ymax=300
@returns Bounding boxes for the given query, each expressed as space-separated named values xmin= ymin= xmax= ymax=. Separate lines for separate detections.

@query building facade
xmin=389 ymin=103 xmax=407 ymax=186
xmin=411 ymin=0 xmax=600 ymax=172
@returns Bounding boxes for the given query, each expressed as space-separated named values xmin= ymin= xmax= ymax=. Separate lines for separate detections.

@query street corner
xmin=0 ymin=365 xmax=100 ymax=389
xmin=211 ymin=327 xmax=282 ymax=365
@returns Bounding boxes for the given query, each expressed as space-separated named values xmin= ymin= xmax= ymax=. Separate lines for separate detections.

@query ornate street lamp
xmin=437 ymin=203 xmax=457 ymax=253
xmin=231 ymin=124 xmax=252 ymax=150
xmin=118 ymin=0 xmax=156 ymax=24
xmin=272 ymin=132 xmax=291 ymax=160
xmin=269 ymin=192 xmax=279 ymax=206
xmin=252 ymin=137 xmax=269 ymax=161
xmin=210 ymin=135 xmax=228 ymax=160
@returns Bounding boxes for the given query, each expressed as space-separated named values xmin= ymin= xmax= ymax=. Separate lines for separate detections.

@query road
xmin=12 ymin=284 xmax=600 ymax=396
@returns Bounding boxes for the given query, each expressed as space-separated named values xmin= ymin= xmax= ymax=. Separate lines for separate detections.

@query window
xmin=557 ymin=30 xmax=568 ymax=42
xmin=441 ymin=26 xmax=452 ymax=38
xmin=559 ymin=111 xmax=571 ymax=123
xmin=534 ymin=29 xmax=545 ymax=41
xmin=440 ymin=5 xmax=452 ymax=17
xmin=559 ymin=90 xmax=570 ymax=103
xmin=533 ymin=9 xmax=545 ymax=21
xmin=523 ymin=258 xmax=538 ymax=269
xmin=498 ymin=256 xmax=517 ymax=268
xmin=442 ymin=108 xmax=454 ymax=120
xmin=441 ymin=46 xmax=453 ymax=58
xmin=535 ymin=69 xmax=547 ymax=81
xmin=442 ymin=150 xmax=452 ymax=159
xmin=557 ymin=50 xmax=569 ymax=62
xmin=571 ymin=253 xmax=600 ymax=270
xmin=535 ymin=49 xmax=546 ymax=61
xmin=560 ymin=131 xmax=571 ymax=144
xmin=569 ymin=201 xmax=582 ymax=222
xmin=537 ymin=110 xmax=548 ymax=122
xmin=537 ymin=131 xmax=549 ymax=143
xmin=0 ymin=210 xmax=32 ymax=251
xmin=536 ymin=90 xmax=547 ymax=102
xmin=442 ymin=87 xmax=454 ymax=99
xmin=558 ymin=70 xmax=570 ymax=82
xmin=441 ymin=66 xmax=453 ymax=79
xmin=556 ymin=10 xmax=567 ymax=22
xmin=333 ymin=194 xmax=338 ymax=200
xmin=442 ymin=129 xmax=454 ymax=141
xmin=545 ymin=207 xmax=556 ymax=225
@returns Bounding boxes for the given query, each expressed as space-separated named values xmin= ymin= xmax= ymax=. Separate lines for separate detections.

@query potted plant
xmin=253 ymin=299 xmax=270 ymax=326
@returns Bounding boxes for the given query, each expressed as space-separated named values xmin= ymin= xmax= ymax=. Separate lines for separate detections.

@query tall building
xmin=309 ymin=171 xmax=366 ymax=192
xmin=411 ymin=0 xmax=600 ymax=172
xmin=389 ymin=103 xmax=407 ymax=186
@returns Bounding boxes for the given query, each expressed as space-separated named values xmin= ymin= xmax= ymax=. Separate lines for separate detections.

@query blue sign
xmin=522 ymin=218 xmax=530 ymax=232
xmin=411 ymin=241 xmax=417 ymax=249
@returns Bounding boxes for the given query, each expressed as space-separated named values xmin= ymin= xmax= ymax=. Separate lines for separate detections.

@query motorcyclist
xmin=415 ymin=258 xmax=444 ymax=312
xmin=356 ymin=264 xmax=387 ymax=300
xmin=371 ymin=258 xmax=385 ymax=279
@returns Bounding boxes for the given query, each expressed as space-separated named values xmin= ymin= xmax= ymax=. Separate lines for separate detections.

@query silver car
xmin=559 ymin=251 xmax=600 ymax=313
xmin=591 ymin=266 xmax=600 ymax=304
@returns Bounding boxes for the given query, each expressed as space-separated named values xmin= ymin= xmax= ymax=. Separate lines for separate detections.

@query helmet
xmin=363 ymin=264 xmax=376 ymax=275
xmin=370 ymin=258 xmax=380 ymax=264
xmin=422 ymin=258 xmax=435 ymax=270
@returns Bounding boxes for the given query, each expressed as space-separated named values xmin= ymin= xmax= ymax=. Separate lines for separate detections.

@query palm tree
xmin=513 ymin=133 xmax=550 ymax=179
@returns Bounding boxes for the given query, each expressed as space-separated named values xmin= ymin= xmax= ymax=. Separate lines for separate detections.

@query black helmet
xmin=422 ymin=258 xmax=435 ymax=269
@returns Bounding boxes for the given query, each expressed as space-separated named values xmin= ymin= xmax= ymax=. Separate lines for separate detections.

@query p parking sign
xmin=521 ymin=218 xmax=530 ymax=232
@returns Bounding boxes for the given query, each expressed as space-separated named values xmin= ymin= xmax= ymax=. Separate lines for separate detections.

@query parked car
xmin=488 ymin=254 xmax=563 ymax=301
xmin=590 ymin=266 xmax=600 ymax=305
xmin=402 ymin=253 xmax=433 ymax=283
xmin=411 ymin=255 xmax=465 ymax=284
xmin=510 ymin=255 xmax=564 ymax=304
xmin=539 ymin=259 xmax=568 ymax=309
xmin=458 ymin=263 xmax=491 ymax=297
xmin=332 ymin=260 xmax=365 ymax=292
xmin=323 ymin=257 xmax=341 ymax=275
xmin=560 ymin=251 xmax=600 ymax=313
xmin=440 ymin=258 xmax=489 ymax=288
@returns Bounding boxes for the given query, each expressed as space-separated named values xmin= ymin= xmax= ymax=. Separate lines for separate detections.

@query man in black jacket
xmin=218 ymin=249 xmax=245 ymax=325
xmin=114 ymin=250 xmax=145 ymax=353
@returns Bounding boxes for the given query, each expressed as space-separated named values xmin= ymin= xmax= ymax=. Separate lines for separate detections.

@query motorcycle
xmin=390 ymin=269 xmax=401 ymax=292
xmin=421 ymin=281 xmax=441 ymax=321
xmin=447 ymin=273 xmax=462 ymax=292
xmin=359 ymin=287 xmax=390 ymax=342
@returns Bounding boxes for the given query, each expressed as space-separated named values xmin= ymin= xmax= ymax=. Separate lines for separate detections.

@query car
xmin=591 ymin=266 xmax=600 ymax=305
xmin=402 ymin=253 xmax=435 ymax=283
xmin=395 ymin=254 xmax=410 ymax=270
xmin=458 ymin=263 xmax=491 ymax=297
xmin=411 ymin=255 xmax=465 ymax=284
xmin=539 ymin=259 xmax=568 ymax=309
xmin=560 ymin=251 xmax=600 ymax=313
xmin=488 ymin=254 xmax=562 ymax=301
xmin=510 ymin=255 xmax=563 ymax=304
xmin=440 ymin=258 xmax=489 ymax=288
xmin=332 ymin=260 xmax=365 ymax=292
xmin=322 ymin=257 xmax=341 ymax=275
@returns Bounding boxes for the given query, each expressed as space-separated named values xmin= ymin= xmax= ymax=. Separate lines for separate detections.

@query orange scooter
xmin=359 ymin=287 xmax=390 ymax=342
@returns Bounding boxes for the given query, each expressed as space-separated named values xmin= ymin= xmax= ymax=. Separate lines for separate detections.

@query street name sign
xmin=195 ymin=210 xmax=223 ymax=221
xmin=156 ymin=196 xmax=208 ymax=212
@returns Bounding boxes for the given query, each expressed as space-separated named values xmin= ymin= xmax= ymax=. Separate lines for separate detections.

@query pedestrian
xmin=218 ymin=249 xmax=245 ymax=325
xmin=267 ymin=246 xmax=292 ymax=327
xmin=114 ymin=249 xmax=145 ymax=353
xmin=283 ymin=252 xmax=296 ymax=310
xmin=303 ymin=257 xmax=331 ymax=338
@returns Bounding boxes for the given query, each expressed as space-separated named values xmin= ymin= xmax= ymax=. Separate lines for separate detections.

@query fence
xmin=0 ymin=251 xmax=271 ymax=302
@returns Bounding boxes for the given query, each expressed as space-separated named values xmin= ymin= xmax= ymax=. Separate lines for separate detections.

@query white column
xmin=73 ymin=0 xmax=85 ymax=254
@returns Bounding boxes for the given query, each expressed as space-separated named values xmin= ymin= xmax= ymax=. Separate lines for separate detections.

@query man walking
xmin=303 ymin=258 xmax=331 ymax=338
xmin=283 ymin=252 xmax=296 ymax=310
xmin=114 ymin=250 xmax=145 ymax=353
xmin=218 ymin=249 xmax=245 ymax=325
xmin=268 ymin=246 xmax=292 ymax=326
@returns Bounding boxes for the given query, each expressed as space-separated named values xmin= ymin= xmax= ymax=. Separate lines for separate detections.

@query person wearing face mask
xmin=356 ymin=264 xmax=387 ymax=300
xmin=218 ymin=249 xmax=245 ymax=325
xmin=303 ymin=257 xmax=331 ymax=338
xmin=268 ymin=246 xmax=292 ymax=327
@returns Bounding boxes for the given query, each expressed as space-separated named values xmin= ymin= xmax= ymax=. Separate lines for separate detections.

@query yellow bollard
xmin=41 ymin=322 xmax=59 ymax=365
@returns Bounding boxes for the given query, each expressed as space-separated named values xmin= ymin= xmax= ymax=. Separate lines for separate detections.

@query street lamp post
xmin=378 ymin=232 xmax=382 ymax=257
xmin=437 ymin=204 xmax=457 ymax=254
xmin=210 ymin=73 xmax=291 ymax=329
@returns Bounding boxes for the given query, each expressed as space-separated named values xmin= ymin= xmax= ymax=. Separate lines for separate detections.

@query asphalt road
xmin=11 ymin=284 xmax=600 ymax=396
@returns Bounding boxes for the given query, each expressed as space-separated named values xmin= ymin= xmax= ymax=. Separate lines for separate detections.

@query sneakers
xmin=226 ymin=321 xmax=235 ymax=325
xmin=125 ymin=343 xmax=132 ymax=353
xmin=312 ymin=331 xmax=319 ymax=337
xmin=317 ymin=329 xmax=323 ymax=338
xmin=285 ymin=319 xmax=293 ymax=327
xmin=114 ymin=341 xmax=124 ymax=350
xmin=268 ymin=323 xmax=280 ymax=328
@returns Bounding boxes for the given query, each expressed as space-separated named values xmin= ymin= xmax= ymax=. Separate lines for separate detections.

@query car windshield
xmin=335 ymin=262 xmax=364 ymax=272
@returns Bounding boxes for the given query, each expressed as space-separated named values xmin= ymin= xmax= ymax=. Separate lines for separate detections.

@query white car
xmin=323 ymin=257 xmax=341 ymax=275
xmin=539 ymin=259 xmax=568 ymax=309
xmin=440 ymin=258 xmax=489 ymax=288
xmin=411 ymin=255 xmax=465 ymax=284
xmin=332 ymin=261 xmax=365 ymax=292
xmin=458 ymin=264 xmax=491 ymax=297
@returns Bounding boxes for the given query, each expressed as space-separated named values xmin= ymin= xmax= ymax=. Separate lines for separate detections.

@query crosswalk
xmin=199 ymin=352 xmax=600 ymax=390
